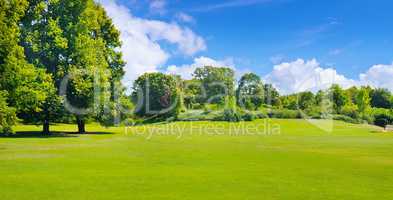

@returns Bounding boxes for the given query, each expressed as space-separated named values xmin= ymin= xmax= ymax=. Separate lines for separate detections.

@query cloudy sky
xmin=97 ymin=0 xmax=393 ymax=94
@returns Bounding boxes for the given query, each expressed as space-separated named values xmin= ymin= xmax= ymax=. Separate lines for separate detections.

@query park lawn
xmin=0 ymin=119 xmax=392 ymax=200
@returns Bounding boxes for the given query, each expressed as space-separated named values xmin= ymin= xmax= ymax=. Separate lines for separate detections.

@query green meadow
xmin=1 ymin=119 xmax=392 ymax=200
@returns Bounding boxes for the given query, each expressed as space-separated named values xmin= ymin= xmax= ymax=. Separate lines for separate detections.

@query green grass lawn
xmin=1 ymin=119 xmax=392 ymax=200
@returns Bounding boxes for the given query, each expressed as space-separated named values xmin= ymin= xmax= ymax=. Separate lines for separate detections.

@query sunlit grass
xmin=0 ymin=119 xmax=392 ymax=199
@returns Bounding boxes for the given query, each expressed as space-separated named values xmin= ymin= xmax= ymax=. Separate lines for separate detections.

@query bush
xmin=268 ymin=109 xmax=302 ymax=119
xmin=0 ymin=92 xmax=17 ymax=135
xmin=340 ymin=104 xmax=359 ymax=119
xmin=255 ymin=111 xmax=268 ymax=119
xmin=370 ymin=108 xmax=393 ymax=128
xmin=203 ymin=104 xmax=220 ymax=113
xmin=374 ymin=115 xmax=389 ymax=129
xmin=333 ymin=114 xmax=361 ymax=124
xmin=242 ymin=113 xmax=256 ymax=121
xmin=220 ymin=109 xmax=242 ymax=122
xmin=178 ymin=110 xmax=222 ymax=121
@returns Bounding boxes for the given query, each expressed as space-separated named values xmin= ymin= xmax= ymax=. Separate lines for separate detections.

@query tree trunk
xmin=43 ymin=120 xmax=50 ymax=134
xmin=77 ymin=117 xmax=86 ymax=134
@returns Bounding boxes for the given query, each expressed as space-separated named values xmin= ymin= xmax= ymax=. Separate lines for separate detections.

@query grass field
xmin=1 ymin=119 xmax=393 ymax=200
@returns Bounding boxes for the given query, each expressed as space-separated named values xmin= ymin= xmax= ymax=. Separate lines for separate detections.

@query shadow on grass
xmin=78 ymin=131 xmax=114 ymax=135
xmin=1 ymin=131 xmax=115 ymax=138
xmin=0 ymin=131 xmax=77 ymax=138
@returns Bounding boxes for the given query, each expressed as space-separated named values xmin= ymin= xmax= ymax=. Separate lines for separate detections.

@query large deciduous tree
xmin=132 ymin=73 xmax=180 ymax=120
xmin=193 ymin=66 xmax=235 ymax=105
xmin=0 ymin=0 xmax=54 ymax=134
xmin=236 ymin=73 xmax=264 ymax=110
xmin=20 ymin=0 xmax=126 ymax=133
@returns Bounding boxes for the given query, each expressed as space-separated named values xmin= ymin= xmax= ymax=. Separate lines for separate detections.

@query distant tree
xmin=355 ymin=87 xmax=371 ymax=113
xmin=193 ymin=66 xmax=235 ymax=104
xmin=297 ymin=91 xmax=315 ymax=110
xmin=329 ymin=84 xmax=348 ymax=113
xmin=182 ymin=79 xmax=203 ymax=109
xmin=315 ymin=90 xmax=326 ymax=106
xmin=263 ymin=84 xmax=281 ymax=107
xmin=370 ymin=88 xmax=392 ymax=109
xmin=236 ymin=73 xmax=264 ymax=110
xmin=345 ymin=86 xmax=359 ymax=105
xmin=132 ymin=73 xmax=180 ymax=120
xmin=281 ymin=95 xmax=298 ymax=110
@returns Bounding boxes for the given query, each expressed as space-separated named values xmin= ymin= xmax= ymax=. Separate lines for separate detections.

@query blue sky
xmin=99 ymin=0 xmax=393 ymax=94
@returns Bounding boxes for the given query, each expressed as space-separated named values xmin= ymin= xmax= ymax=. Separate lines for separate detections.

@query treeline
xmin=0 ymin=0 xmax=131 ymax=135
xmin=131 ymin=66 xmax=393 ymax=129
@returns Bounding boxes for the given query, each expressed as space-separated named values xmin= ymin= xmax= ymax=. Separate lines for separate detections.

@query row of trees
xmin=130 ymin=66 xmax=281 ymax=119
xmin=1 ymin=0 xmax=129 ymax=134
xmin=131 ymin=66 xmax=393 ymax=127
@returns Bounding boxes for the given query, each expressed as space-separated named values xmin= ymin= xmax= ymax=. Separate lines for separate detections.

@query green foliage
xmin=370 ymin=88 xmax=392 ymax=109
xmin=193 ymin=66 xmax=235 ymax=104
xmin=177 ymin=110 xmax=223 ymax=121
xmin=242 ymin=112 xmax=256 ymax=121
xmin=0 ymin=0 xmax=55 ymax=133
xmin=371 ymin=108 xmax=393 ymax=128
xmin=281 ymin=94 xmax=298 ymax=110
xmin=221 ymin=109 xmax=242 ymax=122
xmin=236 ymin=73 xmax=264 ymax=110
xmin=255 ymin=111 xmax=269 ymax=119
xmin=268 ymin=109 xmax=303 ymax=119
xmin=355 ymin=87 xmax=371 ymax=113
xmin=340 ymin=104 xmax=359 ymax=119
xmin=329 ymin=84 xmax=348 ymax=113
xmin=182 ymin=79 xmax=204 ymax=109
xmin=19 ymin=0 xmax=126 ymax=132
xmin=263 ymin=84 xmax=281 ymax=106
xmin=298 ymin=91 xmax=315 ymax=110
xmin=0 ymin=92 xmax=17 ymax=135
xmin=333 ymin=114 xmax=361 ymax=124
xmin=132 ymin=72 xmax=180 ymax=120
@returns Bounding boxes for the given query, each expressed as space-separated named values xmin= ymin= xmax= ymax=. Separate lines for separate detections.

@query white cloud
xmin=175 ymin=12 xmax=195 ymax=24
xmin=328 ymin=48 xmax=343 ymax=56
xmin=265 ymin=59 xmax=357 ymax=95
xmin=360 ymin=64 xmax=393 ymax=91
xmin=97 ymin=0 xmax=206 ymax=88
xmin=149 ymin=0 xmax=167 ymax=15
xmin=166 ymin=56 xmax=235 ymax=80
xmin=269 ymin=54 xmax=285 ymax=64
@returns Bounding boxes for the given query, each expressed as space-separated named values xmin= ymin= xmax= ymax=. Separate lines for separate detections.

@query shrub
xmin=360 ymin=113 xmax=374 ymax=124
xmin=178 ymin=110 xmax=223 ymax=121
xmin=242 ymin=113 xmax=256 ymax=121
xmin=340 ymin=104 xmax=359 ymax=119
xmin=220 ymin=109 xmax=242 ymax=122
xmin=374 ymin=115 xmax=389 ymax=129
xmin=371 ymin=109 xmax=392 ymax=129
xmin=255 ymin=111 xmax=268 ymax=119
xmin=269 ymin=109 xmax=302 ymax=119
xmin=203 ymin=104 xmax=220 ymax=113
xmin=333 ymin=114 xmax=361 ymax=124
xmin=132 ymin=73 xmax=180 ymax=120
